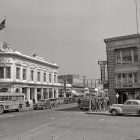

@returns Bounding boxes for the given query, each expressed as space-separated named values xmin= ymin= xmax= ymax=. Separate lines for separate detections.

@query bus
xmin=0 ymin=92 xmax=26 ymax=114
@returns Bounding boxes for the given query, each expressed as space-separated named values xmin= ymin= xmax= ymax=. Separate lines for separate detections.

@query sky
xmin=0 ymin=0 xmax=139 ymax=79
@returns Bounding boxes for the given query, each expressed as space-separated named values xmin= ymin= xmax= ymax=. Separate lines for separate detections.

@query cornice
xmin=104 ymin=34 xmax=140 ymax=43
xmin=0 ymin=52 xmax=59 ymax=69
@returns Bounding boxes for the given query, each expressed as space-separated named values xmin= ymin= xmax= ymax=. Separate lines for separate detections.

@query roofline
xmin=104 ymin=34 xmax=140 ymax=43
xmin=0 ymin=52 xmax=59 ymax=69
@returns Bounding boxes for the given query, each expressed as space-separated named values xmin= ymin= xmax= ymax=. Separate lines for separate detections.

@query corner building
xmin=0 ymin=42 xmax=59 ymax=103
xmin=104 ymin=34 xmax=140 ymax=105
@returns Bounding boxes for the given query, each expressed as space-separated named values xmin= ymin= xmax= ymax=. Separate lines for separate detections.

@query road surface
xmin=0 ymin=103 xmax=140 ymax=140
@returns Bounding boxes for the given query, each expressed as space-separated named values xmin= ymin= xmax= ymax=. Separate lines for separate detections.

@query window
xmin=23 ymin=69 xmax=26 ymax=80
xmin=0 ymin=67 xmax=4 ymax=79
xmin=128 ymin=73 xmax=132 ymax=84
xmin=54 ymin=75 xmax=56 ymax=83
xmin=49 ymin=74 xmax=52 ymax=83
xmin=16 ymin=67 xmax=20 ymax=79
xmin=44 ymin=73 xmax=46 ymax=82
xmin=115 ymin=50 xmax=121 ymax=64
xmin=30 ymin=70 xmax=34 ymax=81
xmin=133 ymin=101 xmax=138 ymax=105
xmin=122 ymin=74 xmax=127 ymax=84
xmin=115 ymin=47 xmax=138 ymax=65
xmin=134 ymin=47 xmax=138 ymax=62
xmin=122 ymin=48 xmax=132 ymax=64
xmin=37 ymin=71 xmax=40 ymax=81
xmin=116 ymin=74 xmax=121 ymax=85
xmin=134 ymin=73 xmax=138 ymax=83
xmin=5 ymin=67 xmax=10 ymax=79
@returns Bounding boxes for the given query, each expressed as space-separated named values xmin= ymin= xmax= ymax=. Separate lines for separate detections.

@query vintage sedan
xmin=109 ymin=100 xmax=140 ymax=116
xmin=33 ymin=99 xmax=52 ymax=110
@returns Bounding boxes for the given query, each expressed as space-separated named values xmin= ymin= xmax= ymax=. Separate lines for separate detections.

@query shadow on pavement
xmin=56 ymin=106 xmax=87 ymax=112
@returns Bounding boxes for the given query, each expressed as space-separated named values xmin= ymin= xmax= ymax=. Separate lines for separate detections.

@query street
xmin=0 ymin=103 xmax=140 ymax=140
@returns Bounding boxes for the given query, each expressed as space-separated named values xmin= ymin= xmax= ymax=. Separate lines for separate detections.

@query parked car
xmin=79 ymin=98 xmax=89 ymax=110
xmin=109 ymin=100 xmax=140 ymax=116
xmin=33 ymin=99 xmax=52 ymax=110
xmin=49 ymin=98 xmax=59 ymax=107
xmin=57 ymin=98 xmax=64 ymax=105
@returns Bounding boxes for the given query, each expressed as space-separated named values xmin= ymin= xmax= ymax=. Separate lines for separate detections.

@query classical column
xmin=47 ymin=89 xmax=49 ymax=99
xmin=27 ymin=88 xmax=30 ymax=101
xmin=52 ymin=89 xmax=54 ymax=98
xmin=34 ymin=88 xmax=37 ymax=103
xmin=55 ymin=89 xmax=58 ymax=98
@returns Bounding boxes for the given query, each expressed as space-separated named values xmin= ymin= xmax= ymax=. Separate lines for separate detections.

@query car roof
xmin=127 ymin=100 xmax=140 ymax=103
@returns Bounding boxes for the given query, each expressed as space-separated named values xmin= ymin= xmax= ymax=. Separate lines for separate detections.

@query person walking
xmin=91 ymin=97 xmax=95 ymax=111
xmin=102 ymin=98 xmax=107 ymax=112
xmin=98 ymin=98 xmax=102 ymax=112
xmin=95 ymin=96 xmax=99 ymax=112
xmin=78 ymin=97 xmax=81 ymax=108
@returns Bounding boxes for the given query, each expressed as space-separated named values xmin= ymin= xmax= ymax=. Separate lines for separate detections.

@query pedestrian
xmin=103 ymin=98 xmax=107 ymax=112
xmin=91 ymin=97 xmax=95 ymax=111
xmin=95 ymin=96 xmax=99 ymax=112
xmin=78 ymin=97 xmax=81 ymax=108
xmin=98 ymin=98 xmax=102 ymax=112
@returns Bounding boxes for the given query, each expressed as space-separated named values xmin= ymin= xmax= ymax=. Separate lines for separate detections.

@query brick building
xmin=104 ymin=34 xmax=140 ymax=105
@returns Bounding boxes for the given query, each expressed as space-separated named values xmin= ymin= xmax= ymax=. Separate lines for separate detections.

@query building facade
xmin=0 ymin=42 xmax=60 ymax=103
xmin=104 ymin=34 xmax=140 ymax=105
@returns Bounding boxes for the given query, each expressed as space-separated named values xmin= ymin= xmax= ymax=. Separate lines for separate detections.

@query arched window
xmin=15 ymin=88 xmax=20 ymax=93
xmin=0 ymin=88 xmax=8 ymax=92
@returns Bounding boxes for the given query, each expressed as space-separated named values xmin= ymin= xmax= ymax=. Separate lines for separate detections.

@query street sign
xmin=116 ymin=93 xmax=119 ymax=98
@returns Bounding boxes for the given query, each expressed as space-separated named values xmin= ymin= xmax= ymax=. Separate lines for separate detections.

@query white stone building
xmin=0 ymin=42 xmax=60 ymax=103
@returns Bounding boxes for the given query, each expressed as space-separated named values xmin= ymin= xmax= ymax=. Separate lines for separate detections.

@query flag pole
xmin=135 ymin=0 xmax=139 ymax=34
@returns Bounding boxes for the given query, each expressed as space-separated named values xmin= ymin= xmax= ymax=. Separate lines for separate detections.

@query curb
xmin=85 ymin=111 xmax=110 ymax=115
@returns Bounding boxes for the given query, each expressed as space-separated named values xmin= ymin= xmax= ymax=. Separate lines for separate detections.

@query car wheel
xmin=34 ymin=108 xmax=36 ymax=110
xmin=16 ymin=104 xmax=22 ymax=112
xmin=0 ymin=105 xmax=4 ymax=114
xmin=111 ymin=109 xmax=117 ymax=116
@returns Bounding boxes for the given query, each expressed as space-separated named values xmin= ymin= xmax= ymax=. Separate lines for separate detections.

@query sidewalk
xmin=85 ymin=110 xmax=110 ymax=115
